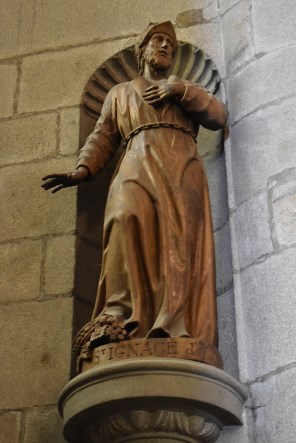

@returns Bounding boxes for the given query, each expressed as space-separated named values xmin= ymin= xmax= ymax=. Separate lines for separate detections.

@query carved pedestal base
xmin=59 ymin=358 xmax=247 ymax=443
xmin=85 ymin=409 xmax=220 ymax=442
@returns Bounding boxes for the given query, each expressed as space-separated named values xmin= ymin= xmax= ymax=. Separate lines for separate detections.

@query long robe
xmin=77 ymin=75 xmax=227 ymax=348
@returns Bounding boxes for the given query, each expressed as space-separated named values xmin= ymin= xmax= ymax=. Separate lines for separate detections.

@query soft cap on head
xmin=136 ymin=21 xmax=177 ymax=52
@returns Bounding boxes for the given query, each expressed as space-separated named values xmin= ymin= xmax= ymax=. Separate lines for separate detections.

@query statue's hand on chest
xmin=142 ymin=83 xmax=186 ymax=107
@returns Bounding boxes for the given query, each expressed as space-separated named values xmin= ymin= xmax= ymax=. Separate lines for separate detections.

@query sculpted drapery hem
xmin=77 ymin=75 xmax=226 ymax=348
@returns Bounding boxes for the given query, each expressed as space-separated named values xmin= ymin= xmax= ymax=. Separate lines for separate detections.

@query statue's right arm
xmin=41 ymin=165 xmax=90 ymax=193
xmin=42 ymin=88 xmax=121 ymax=193
xmin=76 ymin=88 xmax=121 ymax=178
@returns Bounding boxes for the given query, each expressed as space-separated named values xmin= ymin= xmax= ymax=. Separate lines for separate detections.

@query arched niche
xmin=72 ymin=42 xmax=225 ymax=368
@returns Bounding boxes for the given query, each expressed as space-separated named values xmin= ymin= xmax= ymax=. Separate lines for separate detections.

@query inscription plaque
xmin=82 ymin=338 xmax=223 ymax=372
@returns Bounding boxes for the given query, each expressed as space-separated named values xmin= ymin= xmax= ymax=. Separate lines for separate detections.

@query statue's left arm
xmin=142 ymin=80 xmax=228 ymax=131
xmin=179 ymin=83 xmax=228 ymax=131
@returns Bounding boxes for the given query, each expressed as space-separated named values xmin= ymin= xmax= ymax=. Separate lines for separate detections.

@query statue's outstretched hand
xmin=142 ymin=83 xmax=186 ymax=106
xmin=41 ymin=166 xmax=90 ymax=193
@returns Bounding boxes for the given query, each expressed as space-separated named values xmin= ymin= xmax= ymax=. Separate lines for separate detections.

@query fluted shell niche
xmin=80 ymin=42 xmax=224 ymax=159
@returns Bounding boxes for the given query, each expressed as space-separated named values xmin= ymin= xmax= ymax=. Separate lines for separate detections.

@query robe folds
xmin=77 ymin=75 xmax=227 ymax=348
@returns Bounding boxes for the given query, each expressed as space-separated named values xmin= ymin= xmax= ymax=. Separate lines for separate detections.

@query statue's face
xmin=143 ymin=32 xmax=174 ymax=72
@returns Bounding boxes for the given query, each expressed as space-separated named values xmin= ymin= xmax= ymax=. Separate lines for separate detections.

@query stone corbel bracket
xmin=59 ymin=358 xmax=247 ymax=442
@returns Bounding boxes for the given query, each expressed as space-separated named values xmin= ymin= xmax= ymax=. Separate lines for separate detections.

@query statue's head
xmin=136 ymin=21 xmax=177 ymax=75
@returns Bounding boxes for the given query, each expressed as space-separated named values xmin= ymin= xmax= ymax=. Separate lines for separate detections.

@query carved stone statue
xmin=42 ymin=21 xmax=228 ymax=371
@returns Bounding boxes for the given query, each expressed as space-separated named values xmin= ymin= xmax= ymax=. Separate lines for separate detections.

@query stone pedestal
xmin=59 ymin=358 xmax=247 ymax=442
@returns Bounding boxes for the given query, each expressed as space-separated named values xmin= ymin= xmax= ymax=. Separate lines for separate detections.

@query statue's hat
xmin=137 ymin=21 xmax=177 ymax=51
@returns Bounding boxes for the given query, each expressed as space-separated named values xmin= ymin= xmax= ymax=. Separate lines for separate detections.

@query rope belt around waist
xmin=122 ymin=122 xmax=198 ymax=148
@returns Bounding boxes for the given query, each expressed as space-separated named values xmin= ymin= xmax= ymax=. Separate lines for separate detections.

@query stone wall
xmin=221 ymin=0 xmax=296 ymax=442
xmin=0 ymin=1 xmax=249 ymax=441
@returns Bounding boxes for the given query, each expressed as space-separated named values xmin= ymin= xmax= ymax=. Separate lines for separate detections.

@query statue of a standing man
xmin=42 ymin=22 xmax=227 ymax=368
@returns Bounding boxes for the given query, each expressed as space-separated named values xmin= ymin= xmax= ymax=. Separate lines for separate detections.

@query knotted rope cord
xmin=122 ymin=122 xmax=197 ymax=148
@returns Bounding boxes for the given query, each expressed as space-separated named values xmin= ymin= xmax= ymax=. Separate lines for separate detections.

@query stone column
xmin=221 ymin=0 xmax=296 ymax=441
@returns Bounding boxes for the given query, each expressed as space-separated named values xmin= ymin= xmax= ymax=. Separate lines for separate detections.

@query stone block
xmin=239 ymin=248 xmax=296 ymax=381
xmin=228 ymin=95 xmax=296 ymax=205
xmin=24 ymin=406 xmax=66 ymax=443
xmin=44 ymin=235 xmax=76 ymax=295
xmin=0 ymin=411 xmax=21 ymax=443
xmin=214 ymin=222 xmax=233 ymax=294
xmin=177 ymin=24 xmax=225 ymax=77
xmin=0 ymin=0 xmax=216 ymax=59
xmin=198 ymin=126 xmax=224 ymax=160
xmin=217 ymin=288 xmax=239 ymax=378
xmin=218 ymin=426 xmax=249 ymax=443
xmin=177 ymin=0 xmax=212 ymax=9
xmin=221 ymin=1 xmax=254 ymax=74
xmin=219 ymin=0 xmax=241 ymax=14
xmin=269 ymin=168 xmax=296 ymax=202
xmin=0 ymin=113 xmax=57 ymax=167
xmin=74 ymin=238 xmax=100 ymax=304
xmin=73 ymin=297 xmax=94 ymax=343
xmin=0 ymin=157 xmax=76 ymax=242
xmin=76 ymin=169 xmax=112 ymax=246
xmin=231 ymin=191 xmax=273 ymax=270
xmin=176 ymin=4 xmax=219 ymax=25
xmin=175 ymin=9 xmax=204 ymax=27
xmin=272 ymin=193 xmax=296 ymax=247
xmin=175 ymin=3 xmax=219 ymax=26
xmin=218 ymin=80 xmax=227 ymax=103
xmin=223 ymin=137 xmax=235 ymax=209
xmin=0 ymin=298 xmax=73 ymax=409
xmin=227 ymin=45 xmax=296 ymax=124
xmin=268 ymin=168 xmax=296 ymax=248
xmin=0 ymin=239 xmax=42 ymax=302
xmin=0 ymin=65 xmax=17 ymax=118
xmin=18 ymin=39 xmax=130 ymax=113
xmin=218 ymin=408 xmax=250 ymax=443
xmin=59 ymin=107 xmax=80 ymax=155
xmin=252 ymin=0 xmax=296 ymax=54
xmin=204 ymin=153 xmax=229 ymax=232
xmin=16 ymin=0 xmax=203 ymax=56
xmin=203 ymin=2 xmax=219 ymax=22
xmin=0 ymin=0 xmax=32 ymax=59
xmin=250 ymin=367 xmax=296 ymax=443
